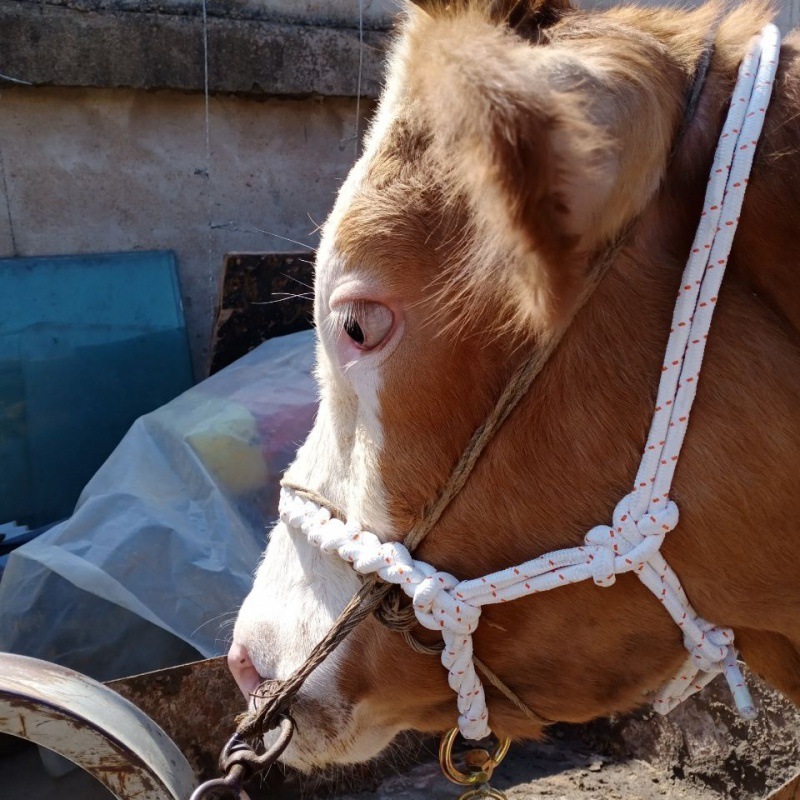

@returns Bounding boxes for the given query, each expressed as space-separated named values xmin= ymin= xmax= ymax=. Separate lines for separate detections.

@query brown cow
xmin=230 ymin=0 xmax=800 ymax=771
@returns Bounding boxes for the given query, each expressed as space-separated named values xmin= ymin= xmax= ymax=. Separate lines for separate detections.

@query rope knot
xmin=412 ymin=572 xmax=480 ymax=634
xmin=374 ymin=587 xmax=417 ymax=631
xmin=687 ymin=642 xmax=721 ymax=673
xmin=628 ymin=499 xmax=679 ymax=538
xmin=687 ymin=624 xmax=733 ymax=670
xmin=584 ymin=497 xmax=679 ymax=586
xmin=584 ymin=524 xmax=617 ymax=587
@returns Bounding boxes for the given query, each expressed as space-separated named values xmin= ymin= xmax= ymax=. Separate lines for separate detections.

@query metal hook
xmin=189 ymin=717 xmax=294 ymax=800
xmin=189 ymin=764 xmax=251 ymax=800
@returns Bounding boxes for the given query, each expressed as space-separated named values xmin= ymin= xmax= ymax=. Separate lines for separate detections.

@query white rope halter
xmin=280 ymin=24 xmax=781 ymax=740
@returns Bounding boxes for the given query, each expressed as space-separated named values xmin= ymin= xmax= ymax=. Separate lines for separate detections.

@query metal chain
xmin=190 ymin=717 xmax=294 ymax=800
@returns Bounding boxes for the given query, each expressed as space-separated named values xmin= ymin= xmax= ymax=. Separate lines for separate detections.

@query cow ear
xmin=405 ymin=13 xmax=624 ymax=327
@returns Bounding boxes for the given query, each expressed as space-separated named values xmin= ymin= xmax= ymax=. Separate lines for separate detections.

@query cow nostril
xmin=227 ymin=642 xmax=263 ymax=704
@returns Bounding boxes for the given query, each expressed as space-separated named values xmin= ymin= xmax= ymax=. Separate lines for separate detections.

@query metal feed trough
xmin=0 ymin=652 xmax=246 ymax=800
xmin=0 ymin=653 xmax=194 ymax=799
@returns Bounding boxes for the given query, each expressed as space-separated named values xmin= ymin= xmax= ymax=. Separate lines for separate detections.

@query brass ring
xmin=439 ymin=728 xmax=511 ymax=786
xmin=458 ymin=788 xmax=508 ymax=800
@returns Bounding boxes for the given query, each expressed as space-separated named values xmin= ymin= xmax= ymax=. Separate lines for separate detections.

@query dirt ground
xmin=275 ymin=674 xmax=800 ymax=800
xmin=323 ymin=733 xmax=724 ymax=800
xmin=3 ymin=674 xmax=798 ymax=800
xmin=0 ymin=735 xmax=720 ymax=800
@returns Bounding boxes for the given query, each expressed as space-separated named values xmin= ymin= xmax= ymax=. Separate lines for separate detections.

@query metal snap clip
xmin=190 ymin=716 xmax=294 ymax=800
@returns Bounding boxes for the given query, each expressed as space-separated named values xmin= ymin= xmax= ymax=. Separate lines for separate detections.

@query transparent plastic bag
xmin=0 ymin=330 xmax=317 ymax=678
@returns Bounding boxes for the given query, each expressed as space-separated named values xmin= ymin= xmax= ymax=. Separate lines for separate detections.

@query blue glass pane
xmin=0 ymin=252 xmax=193 ymax=527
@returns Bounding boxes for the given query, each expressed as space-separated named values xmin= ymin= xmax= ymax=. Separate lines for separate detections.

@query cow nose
xmin=228 ymin=642 xmax=262 ymax=704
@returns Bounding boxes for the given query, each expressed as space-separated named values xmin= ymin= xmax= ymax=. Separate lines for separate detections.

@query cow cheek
xmin=336 ymin=622 xmax=459 ymax=733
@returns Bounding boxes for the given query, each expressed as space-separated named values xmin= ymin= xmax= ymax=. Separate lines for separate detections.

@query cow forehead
xmin=328 ymin=140 xmax=443 ymax=277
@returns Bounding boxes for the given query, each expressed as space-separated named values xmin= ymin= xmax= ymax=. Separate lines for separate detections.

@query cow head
xmin=230 ymin=0 xmax=768 ymax=771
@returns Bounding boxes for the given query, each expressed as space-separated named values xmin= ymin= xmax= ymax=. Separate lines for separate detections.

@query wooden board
xmin=208 ymin=252 xmax=314 ymax=375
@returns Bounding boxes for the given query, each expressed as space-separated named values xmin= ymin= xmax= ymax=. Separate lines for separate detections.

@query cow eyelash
xmin=338 ymin=300 xmax=393 ymax=351
xmin=342 ymin=304 xmax=367 ymax=346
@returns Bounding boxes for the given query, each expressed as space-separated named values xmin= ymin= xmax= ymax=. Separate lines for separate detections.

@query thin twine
xmin=0 ymin=69 xmax=24 ymax=257
xmin=236 ymin=576 xmax=393 ymax=738
xmin=402 ymin=234 xmax=628 ymax=553
xmin=259 ymin=247 xmax=623 ymax=739
xmin=201 ymin=0 xmax=211 ymax=186
xmin=201 ymin=0 xmax=214 ymax=338
xmin=400 ymin=627 xmax=548 ymax=724
xmin=354 ymin=0 xmax=365 ymax=158
xmin=0 ymin=137 xmax=17 ymax=256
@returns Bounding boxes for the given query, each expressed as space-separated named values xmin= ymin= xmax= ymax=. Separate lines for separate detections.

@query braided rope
xmin=278 ymin=24 xmax=780 ymax=739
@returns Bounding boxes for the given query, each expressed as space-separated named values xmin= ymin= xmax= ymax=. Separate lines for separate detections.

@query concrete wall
xmin=0 ymin=87 xmax=373 ymax=375
xmin=30 ymin=0 xmax=401 ymax=29
xmin=0 ymin=0 xmax=798 ymax=375
xmin=0 ymin=0 xmax=384 ymax=376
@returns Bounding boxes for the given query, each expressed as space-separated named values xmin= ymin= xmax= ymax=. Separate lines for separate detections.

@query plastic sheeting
xmin=0 ymin=330 xmax=317 ymax=680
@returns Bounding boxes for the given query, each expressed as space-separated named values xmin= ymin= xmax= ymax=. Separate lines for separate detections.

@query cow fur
xmin=231 ymin=0 xmax=800 ymax=769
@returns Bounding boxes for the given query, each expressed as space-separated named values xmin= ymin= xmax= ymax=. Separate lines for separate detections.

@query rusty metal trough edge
xmin=0 ymin=652 xmax=196 ymax=800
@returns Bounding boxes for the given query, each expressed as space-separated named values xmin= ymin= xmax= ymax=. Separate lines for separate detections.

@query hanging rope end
xmin=722 ymin=650 xmax=757 ymax=720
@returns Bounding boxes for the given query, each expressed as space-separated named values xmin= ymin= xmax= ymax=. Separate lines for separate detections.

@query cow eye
xmin=342 ymin=302 xmax=393 ymax=350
